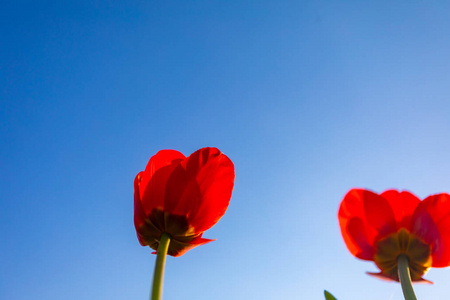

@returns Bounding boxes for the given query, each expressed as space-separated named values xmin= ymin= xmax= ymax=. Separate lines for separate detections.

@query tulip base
xmin=398 ymin=254 xmax=417 ymax=300
xmin=151 ymin=233 xmax=171 ymax=300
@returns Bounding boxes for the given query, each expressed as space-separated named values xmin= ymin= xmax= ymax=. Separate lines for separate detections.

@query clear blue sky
xmin=2 ymin=1 xmax=450 ymax=299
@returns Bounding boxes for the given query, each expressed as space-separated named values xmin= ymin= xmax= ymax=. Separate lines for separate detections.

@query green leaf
xmin=324 ymin=290 xmax=337 ymax=300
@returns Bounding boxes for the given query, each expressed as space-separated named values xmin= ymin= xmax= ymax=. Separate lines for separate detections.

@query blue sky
xmin=2 ymin=1 xmax=450 ymax=299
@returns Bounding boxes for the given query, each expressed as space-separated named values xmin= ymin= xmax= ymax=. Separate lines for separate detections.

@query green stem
xmin=151 ymin=233 xmax=171 ymax=300
xmin=397 ymin=254 xmax=417 ymax=300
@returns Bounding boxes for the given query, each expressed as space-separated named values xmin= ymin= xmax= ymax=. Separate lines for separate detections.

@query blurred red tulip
xmin=338 ymin=189 xmax=450 ymax=282
xmin=134 ymin=147 xmax=234 ymax=257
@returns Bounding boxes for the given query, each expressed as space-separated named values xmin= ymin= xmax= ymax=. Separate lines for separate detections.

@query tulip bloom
xmin=338 ymin=189 xmax=450 ymax=282
xmin=134 ymin=147 xmax=234 ymax=257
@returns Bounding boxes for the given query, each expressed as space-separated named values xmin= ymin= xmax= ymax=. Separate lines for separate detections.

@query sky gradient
xmin=2 ymin=1 xmax=450 ymax=299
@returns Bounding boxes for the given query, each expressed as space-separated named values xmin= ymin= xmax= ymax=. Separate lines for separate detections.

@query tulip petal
xmin=140 ymin=150 xmax=185 ymax=215
xmin=169 ymin=236 xmax=215 ymax=257
xmin=187 ymin=149 xmax=234 ymax=232
xmin=412 ymin=194 xmax=450 ymax=267
xmin=339 ymin=189 xmax=377 ymax=257
xmin=366 ymin=272 xmax=432 ymax=283
xmin=380 ymin=190 xmax=420 ymax=230
xmin=165 ymin=147 xmax=235 ymax=232
xmin=339 ymin=189 xmax=396 ymax=258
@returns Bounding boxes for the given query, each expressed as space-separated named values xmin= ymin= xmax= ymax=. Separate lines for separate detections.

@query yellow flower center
xmin=374 ymin=228 xmax=432 ymax=281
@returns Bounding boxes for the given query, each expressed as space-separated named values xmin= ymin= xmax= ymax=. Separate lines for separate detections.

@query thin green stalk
xmin=398 ymin=254 xmax=417 ymax=300
xmin=151 ymin=233 xmax=171 ymax=300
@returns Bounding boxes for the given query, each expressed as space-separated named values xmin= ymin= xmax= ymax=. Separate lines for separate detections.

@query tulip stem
xmin=397 ymin=254 xmax=417 ymax=300
xmin=151 ymin=233 xmax=171 ymax=300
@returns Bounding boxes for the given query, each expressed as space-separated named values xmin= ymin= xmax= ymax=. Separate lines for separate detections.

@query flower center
xmin=374 ymin=228 xmax=432 ymax=281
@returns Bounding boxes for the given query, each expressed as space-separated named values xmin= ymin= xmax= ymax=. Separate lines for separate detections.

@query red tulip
xmin=134 ymin=147 xmax=234 ymax=257
xmin=338 ymin=189 xmax=450 ymax=282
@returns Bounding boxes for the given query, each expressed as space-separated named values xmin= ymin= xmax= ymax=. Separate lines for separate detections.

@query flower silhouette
xmin=338 ymin=189 xmax=450 ymax=282
xmin=134 ymin=147 xmax=234 ymax=257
